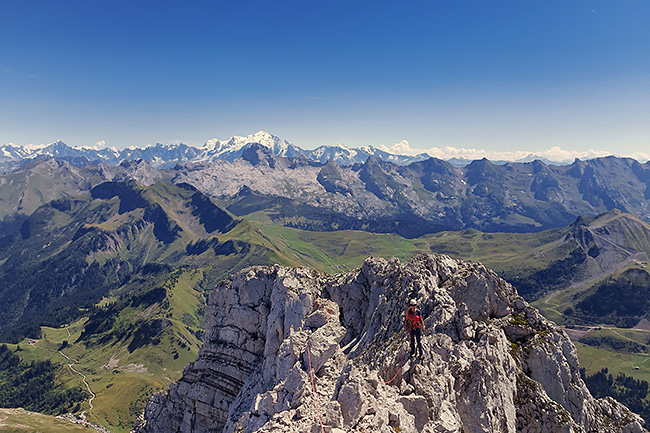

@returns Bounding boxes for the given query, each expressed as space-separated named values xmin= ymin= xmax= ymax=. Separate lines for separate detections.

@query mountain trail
xmin=31 ymin=334 xmax=95 ymax=420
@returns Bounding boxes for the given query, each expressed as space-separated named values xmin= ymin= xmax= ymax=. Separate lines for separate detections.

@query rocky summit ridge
xmin=136 ymin=253 xmax=645 ymax=433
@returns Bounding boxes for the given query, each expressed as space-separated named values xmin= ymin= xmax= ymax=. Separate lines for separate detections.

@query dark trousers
xmin=409 ymin=327 xmax=423 ymax=356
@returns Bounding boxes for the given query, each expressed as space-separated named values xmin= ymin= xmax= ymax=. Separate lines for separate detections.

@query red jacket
xmin=405 ymin=307 xmax=423 ymax=330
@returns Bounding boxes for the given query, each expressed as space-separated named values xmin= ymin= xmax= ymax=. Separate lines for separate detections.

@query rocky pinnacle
xmin=135 ymin=253 xmax=646 ymax=433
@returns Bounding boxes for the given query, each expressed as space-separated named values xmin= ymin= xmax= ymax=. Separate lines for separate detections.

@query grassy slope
xmin=80 ymin=271 xmax=204 ymax=431
xmin=7 ymin=268 xmax=206 ymax=433
xmin=0 ymin=408 xmax=92 ymax=433
xmin=575 ymin=342 xmax=650 ymax=383
xmin=534 ymin=260 xmax=650 ymax=323
xmin=240 ymin=222 xmax=568 ymax=276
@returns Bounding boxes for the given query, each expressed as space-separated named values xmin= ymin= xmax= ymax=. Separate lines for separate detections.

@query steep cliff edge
xmin=136 ymin=253 xmax=646 ymax=433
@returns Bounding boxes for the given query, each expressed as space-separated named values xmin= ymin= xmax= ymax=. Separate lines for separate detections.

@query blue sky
xmin=1 ymin=1 xmax=649 ymax=160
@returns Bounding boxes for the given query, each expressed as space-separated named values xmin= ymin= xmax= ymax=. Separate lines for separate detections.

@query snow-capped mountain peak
xmin=1 ymin=132 xmax=430 ymax=169
xmin=199 ymin=131 xmax=299 ymax=162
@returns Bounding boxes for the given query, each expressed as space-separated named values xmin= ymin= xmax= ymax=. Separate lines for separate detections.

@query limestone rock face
xmin=136 ymin=253 xmax=646 ymax=433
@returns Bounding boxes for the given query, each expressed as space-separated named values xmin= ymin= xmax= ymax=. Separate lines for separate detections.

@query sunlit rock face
xmin=136 ymin=253 xmax=646 ymax=433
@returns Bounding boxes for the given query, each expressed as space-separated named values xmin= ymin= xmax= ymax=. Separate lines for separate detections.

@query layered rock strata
xmin=136 ymin=253 xmax=646 ymax=433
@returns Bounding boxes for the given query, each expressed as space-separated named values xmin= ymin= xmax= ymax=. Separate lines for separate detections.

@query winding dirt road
xmin=30 ymin=328 xmax=95 ymax=418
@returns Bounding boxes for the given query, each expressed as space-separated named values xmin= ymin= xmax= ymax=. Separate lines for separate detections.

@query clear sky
xmin=1 ymin=1 xmax=649 ymax=161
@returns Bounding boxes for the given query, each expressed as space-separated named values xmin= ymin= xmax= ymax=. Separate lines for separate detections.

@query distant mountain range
xmin=176 ymin=145 xmax=650 ymax=235
xmin=2 ymin=131 xmax=584 ymax=173
xmin=2 ymin=145 xmax=650 ymax=237
xmin=0 ymin=131 xmax=433 ymax=170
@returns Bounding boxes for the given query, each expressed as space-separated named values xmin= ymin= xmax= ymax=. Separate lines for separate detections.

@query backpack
xmin=406 ymin=308 xmax=421 ymax=329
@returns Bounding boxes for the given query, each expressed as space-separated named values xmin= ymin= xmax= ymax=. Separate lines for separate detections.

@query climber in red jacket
xmin=405 ymin=299 xmax=425 ymax=358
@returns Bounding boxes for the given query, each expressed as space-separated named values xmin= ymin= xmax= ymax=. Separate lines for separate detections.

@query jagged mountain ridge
xmin=136 ymin=253 xmax=646 ymax=433
xmin=177 ymin=147 xmax=650 ymax=236
xmin=0 ymin=131 xmax=430 ymax=169
xmin=3 ymin=149 xmax=650 ymax=237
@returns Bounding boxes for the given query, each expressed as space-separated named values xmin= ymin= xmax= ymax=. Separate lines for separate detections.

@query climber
xmin=405 ymin=299 xmax=425 ymax=358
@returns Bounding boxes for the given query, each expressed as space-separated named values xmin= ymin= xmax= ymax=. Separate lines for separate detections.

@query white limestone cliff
xmin=135 ymin=253 xmax=646 ymax=433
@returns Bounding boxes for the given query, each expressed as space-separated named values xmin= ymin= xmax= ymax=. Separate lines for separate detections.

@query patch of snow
xmin=23 ymin=143 xmax=47 ymax=151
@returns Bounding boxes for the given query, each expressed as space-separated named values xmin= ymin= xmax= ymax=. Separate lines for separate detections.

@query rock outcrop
xmin=136 ymin=253 xmax=646 ymax=433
